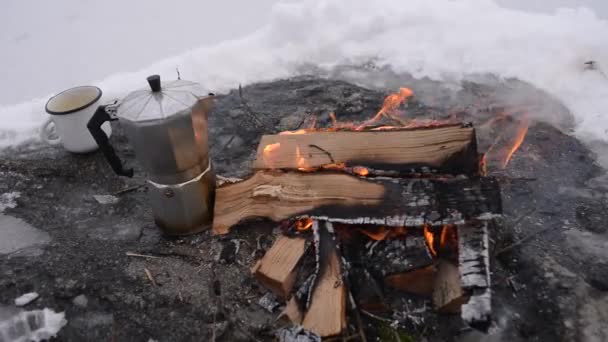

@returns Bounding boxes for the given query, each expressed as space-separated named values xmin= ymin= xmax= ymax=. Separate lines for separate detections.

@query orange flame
xmin=424 ymin=224 xmax=437 ymax=256
xmin=502 ymin=116 xmax=529 ymax=168
xmin=485 ymin=112 xmax=530 ymax=169
xmin=356 ymin=87 xmax=413 ymax=130
xmin=295 ymin=218 xmax=313 ymax=231
xmin=263 ymin=142 xmax=281 ymax=155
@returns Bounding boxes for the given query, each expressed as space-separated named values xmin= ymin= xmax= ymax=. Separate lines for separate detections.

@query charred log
xmin=458 ymin=221 xmax=492 ymax=331
xmin=212 ymin=171 xmax=501 ymax=234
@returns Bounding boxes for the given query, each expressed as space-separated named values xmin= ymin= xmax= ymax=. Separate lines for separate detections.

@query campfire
xmin=211 ymin=88 xmax=523 ymax=338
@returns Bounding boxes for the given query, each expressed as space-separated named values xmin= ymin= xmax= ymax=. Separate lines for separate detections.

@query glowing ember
xmin=424 ymin=224 xmax=437 ymax=256
xmin=295 ymin=218 xmax=313 ymax=231
xmin=353 ymin=166 xmax=369 ymax=176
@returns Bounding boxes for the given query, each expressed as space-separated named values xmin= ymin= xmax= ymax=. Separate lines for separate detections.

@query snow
xmin=0 ymin=308 xmax=67 ymax=342
xmin=14 ymin=292 xmax=39 ymax=307
xmin=1 ymin=0 xmax=607 ymax=149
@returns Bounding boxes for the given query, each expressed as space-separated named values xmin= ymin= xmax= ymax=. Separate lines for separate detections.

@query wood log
xmin=384 ymin=265 xmax=436 ymax=296
xmin=277 ymin=297 xmax=303 ymax=325
xmin=212 ymin=171 xmax=501 ymax=234
xmin=458 ymin=221 xmax=492 ymax=330
xmin=253 ymin=125 xmax=479 ymax=174
xmin=251 ymin=235 xmax=308 ymax=298
xmin=433 ymin=260 xmax=466 ymax=313
xmin=302 ymin=221 xmax=347 ymax=337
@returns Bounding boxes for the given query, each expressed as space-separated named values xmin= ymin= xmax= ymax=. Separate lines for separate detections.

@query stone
xmin=73 ymin=294 xmax=88 ymax=308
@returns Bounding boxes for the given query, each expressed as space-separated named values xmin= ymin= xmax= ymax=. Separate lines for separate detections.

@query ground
xmin=1 ymin=74 xmax=607 ymax=341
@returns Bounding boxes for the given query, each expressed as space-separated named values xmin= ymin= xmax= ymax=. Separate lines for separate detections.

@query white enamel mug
xmin=42 ymin=86 xmax=112 ymax=153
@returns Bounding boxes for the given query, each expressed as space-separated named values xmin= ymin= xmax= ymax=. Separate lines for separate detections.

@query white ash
xmin=0 ymin=192 xmax=20 ymax=213
xmin=257 ymin=292 xmax=281 ymax=313
xmin=306 ymin=220 xmax=322 ymax=309
xmin=461 ymin=290 xmax=492 ymax=325
xmin=72 ymin=294 xmax=88 ymax=308
xmin=92 ymin=195 xmax=120 ymax=205
xmin=276 ymin=326 xmax=321 ymax=342
xmin=14 ymin=292 xmax=39 ymax=306
xmin=0 ymin=308 xmax=67 ymax=342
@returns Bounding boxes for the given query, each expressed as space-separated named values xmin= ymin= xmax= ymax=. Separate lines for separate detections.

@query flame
xmin=359 ymin=226 xmax=407 ymax=240
xmin=295 ymin=218 xmax=313 ymax=231
xmin=439 ymin=224 xmax=457 ymax=249
xmin=295 ymin=146 xmax=307 ymax=170
xmin=356 ymin=87 xmax=413 ymax=130
xmin=485 ymin=112 xmax=530 ymax=169
xmin=502 ymin=116 xmax=529 ymax=168
xmin=424 ymin=224 xmax=437 ymax=256
xmin=279 ymin=129 xmax=309 ymax=135
xmin=263 ymin=142 xmax=281 ymax=167
xmin=263 ymin=142 xmax=281 ymax=154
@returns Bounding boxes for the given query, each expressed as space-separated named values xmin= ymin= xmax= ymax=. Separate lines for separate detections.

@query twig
xmin=144 ymin=267 xmax=157 ymax=287
xmin=353 ymin=307 xmax=368 ymax=342
xmin=360 ymin=309 xmax=394 ymax=323
xmin=495 ymin=225 xmax=554 ymax=256
xmin=113 ymin=185 xmax=144 ymax=196
xmin=308 ymin=144 xmax=336 ymax=164
xmin=126 ymin=252 xmax=161 ymax=259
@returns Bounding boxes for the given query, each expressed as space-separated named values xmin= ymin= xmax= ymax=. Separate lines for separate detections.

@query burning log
xmin=212 ymin=171 xmax=501 ymax=234
xmin=302 ymin=221 xmax=347 ymax=337
xmin=458 ymin=221 xmax=492 ymax=330
xmin=251 ymin=235 xmax=308 ymax=298
xmin=364 ymin=236 xmax=433 ymax=277
xmin=254 ymin=125 xmax=480 ymax=174
xmin=432 ymin=260 xmax=466 ymax=313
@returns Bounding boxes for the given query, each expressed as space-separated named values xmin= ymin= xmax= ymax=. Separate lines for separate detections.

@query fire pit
xmin=212 ymin=88 xmax=508 ymax=338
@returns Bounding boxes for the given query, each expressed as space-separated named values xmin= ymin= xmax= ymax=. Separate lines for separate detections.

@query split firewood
xmin=251 ymin=235 xmax=308 ymax=298
xmin=302 ymin=221 xmax=347 ymax=337
xmin=384 ymin=265 xmax=436 ymax=296
xmin=458 ymin=221 xmax=492 ymax=330
xmin=212 ymin=171 xmax=501 ymax=234
xmin=432 ymin=260 xmax=466 ymax=313
xmin=277 ymin=297 xmax=303 ymax=325
xmin=253 ymin=125 xmax=479 ymax=175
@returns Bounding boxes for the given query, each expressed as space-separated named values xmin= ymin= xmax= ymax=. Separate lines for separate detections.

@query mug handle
xmin=40 ymin=118 xmax=62 ymax=145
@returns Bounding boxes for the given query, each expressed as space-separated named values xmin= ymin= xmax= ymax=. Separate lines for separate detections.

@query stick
xmin=495 ymin=225 xmax=554 ymax=257
xmin=126 ymin=252 xmax=161 ymax=259
xmin=113 ymin=185 xmax=144 ymax=196
xmin=144 ymin=268 xmax=157 ymax=287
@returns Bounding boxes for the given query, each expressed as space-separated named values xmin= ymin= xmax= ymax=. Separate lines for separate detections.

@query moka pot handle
xmin=87 ymin=105 xmax=134 ymax=177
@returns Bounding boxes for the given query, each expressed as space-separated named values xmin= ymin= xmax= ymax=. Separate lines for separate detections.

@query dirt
xmin=1 ymin=74 xmax=607 ymax=341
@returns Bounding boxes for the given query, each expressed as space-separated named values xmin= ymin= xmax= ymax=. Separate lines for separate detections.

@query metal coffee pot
xmin=87 ymin=75 xmax=215 ymax=235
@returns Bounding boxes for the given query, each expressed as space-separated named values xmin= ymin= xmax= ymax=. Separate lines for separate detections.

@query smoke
xmin=1 ymin=0 xmax=607 ymax=151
